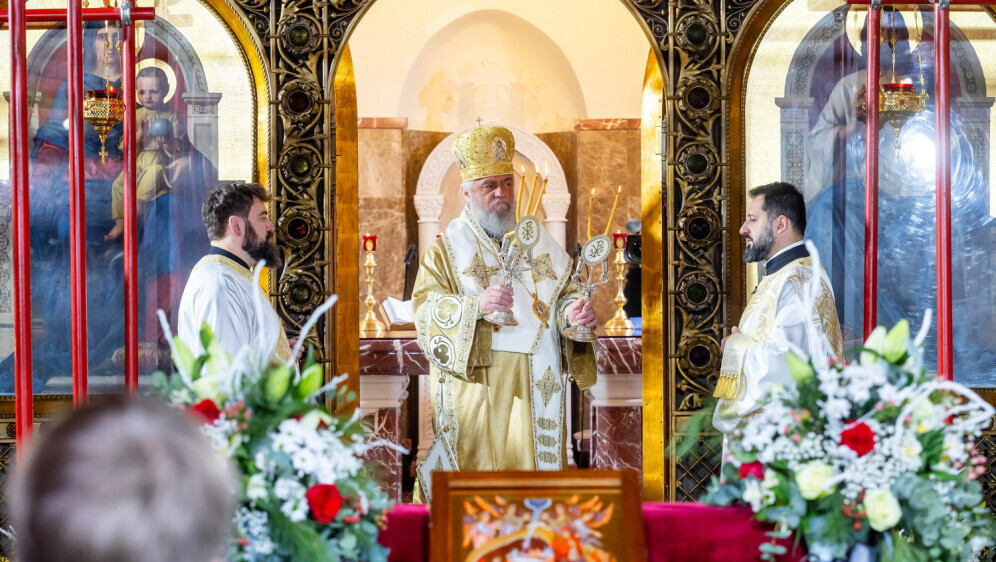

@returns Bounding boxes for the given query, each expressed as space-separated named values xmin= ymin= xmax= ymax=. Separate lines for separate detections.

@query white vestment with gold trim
xmin=412 ymin=207 xmax=596 ymax=473
xmin=713 ymin=255 xmax=844 ymax=434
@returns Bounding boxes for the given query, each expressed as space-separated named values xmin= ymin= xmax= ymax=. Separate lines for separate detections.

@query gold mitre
xmin=451 ymin=125 xmax=515 ymax=183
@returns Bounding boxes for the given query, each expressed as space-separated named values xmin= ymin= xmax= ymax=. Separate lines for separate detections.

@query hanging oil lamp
xmin=83 ymin=21 xmax=123 ymax=164
xmin=878 ymin=7 xmax=928 ymax=157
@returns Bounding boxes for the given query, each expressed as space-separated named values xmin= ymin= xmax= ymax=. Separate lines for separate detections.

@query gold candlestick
xmin=605 ymin=232 xmax=633 ymax=333
xmin=360 ymin=235 xmax=386 ymax=333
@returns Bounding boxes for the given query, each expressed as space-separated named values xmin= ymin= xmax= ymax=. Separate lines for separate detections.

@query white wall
xmin=348 ymin=0 xmax=650 ymax=131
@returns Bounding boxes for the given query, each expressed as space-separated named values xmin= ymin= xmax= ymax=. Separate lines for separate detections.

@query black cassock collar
xmin=763 ymin=243 xmax=810 ymax=277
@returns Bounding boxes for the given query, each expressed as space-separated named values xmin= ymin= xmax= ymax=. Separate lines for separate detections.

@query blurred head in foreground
xmin=13 ymin=395 xmax=234 ymax=562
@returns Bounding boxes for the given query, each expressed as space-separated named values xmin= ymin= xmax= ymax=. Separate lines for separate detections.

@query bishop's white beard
xmin=468 ymin=198 xmax=517 ymax=239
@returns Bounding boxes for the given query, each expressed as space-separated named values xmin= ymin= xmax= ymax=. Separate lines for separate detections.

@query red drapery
xmin=379 ymin=503 xmax=805 ymax=562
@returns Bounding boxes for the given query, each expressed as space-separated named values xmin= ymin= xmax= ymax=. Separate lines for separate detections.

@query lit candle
xmin=516 ymin=165 xmax=526 ymax=221
xmin=363 ymin=232 xmax=377 ymax=252
xmin=604 ymin=185 xmax=622 ymax=237
xmin=613 ymin=230 xmax=626 ymax=249
xmin=586 ymin=187 xmax=596 ymax=239
xmin=530 ymin=162 xmax=549 ymax=216
xmin=525 ymin=165 xmax=540 ymax=218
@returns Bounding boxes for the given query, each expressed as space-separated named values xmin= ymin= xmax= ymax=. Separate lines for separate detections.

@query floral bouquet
xmin=702 ymin=316 xmax=996 ymax=562
xmin=154 ymin=292 xmax=397 ymax=561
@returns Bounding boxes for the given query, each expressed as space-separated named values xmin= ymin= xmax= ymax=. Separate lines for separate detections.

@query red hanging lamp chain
xmin=10 ymin=0 xmax=34 ymax=449
xmin=863 ymin=5 xmax=881 ymax=340
xmin=847 ymin=0 xmax=967 ymax=381
xmin=123 ymin=17 xmax=139 ymax=394
xmin=7 ymin=2 xmax=154 ymax=447
xmin=69 ymin=0 xmax=88 ymax=407
xmin=934 ymin=1 xmax=953 ymax=381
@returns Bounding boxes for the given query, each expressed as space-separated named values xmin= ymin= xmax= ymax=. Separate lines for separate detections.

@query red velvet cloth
xmin=642 ymin=503 xmax=805 ymax=562
xmin=380 ymin=502 xmax=806 ymax=562
xmin=381 ymin=504 xmax=431 ymax=562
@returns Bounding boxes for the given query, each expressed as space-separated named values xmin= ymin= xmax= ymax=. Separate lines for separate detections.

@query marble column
xmin=358 ymin=374 xmax=408 ymax=501
xmin=414 ymin=194 xmax=444 ymax=255
xmin=181 ymin=91 xmax=223 ymax=170
xmin=589 ymin=338 xmax=642 ymax=472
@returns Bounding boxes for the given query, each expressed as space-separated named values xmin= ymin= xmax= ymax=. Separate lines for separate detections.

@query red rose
xmin=190 ymin=399 xmax=221 ymax=424
xmin=306 ymin=484 xmax=344 ymax=523
xmin=840 ymin=421 xmax=876 ymax=457
xmin=739 ymin=461 xmax=765 ymax=480
xmin=343 ymin=515 xmax=360 ymax=524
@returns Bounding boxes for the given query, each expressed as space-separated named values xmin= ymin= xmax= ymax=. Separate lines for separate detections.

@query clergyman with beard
xmin=411 ymin=125 xmax=597 ymax=495
xmin=178 ymin=182 xmax=294 ymax=365
xmin=712 ymin=182 xmax=844 ymax=435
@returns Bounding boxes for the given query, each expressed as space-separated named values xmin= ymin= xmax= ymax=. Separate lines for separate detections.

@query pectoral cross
xmin=462 ymin=253 xmax=499 ymax=289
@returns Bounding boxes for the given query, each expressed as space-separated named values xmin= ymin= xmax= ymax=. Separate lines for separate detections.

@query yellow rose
xmin=192 ymin=376 xmax=227 ymax=404
xmin=795 ymin=461 xmax=835 ymax=500
xmin=865 ymin=489 xmax=902 ymax=531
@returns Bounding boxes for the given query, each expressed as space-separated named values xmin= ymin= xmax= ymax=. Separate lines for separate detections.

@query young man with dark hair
xmin=12 ymin=396 xmax=234 ymax=562
xmin=178 ymin=181 xmax=293 ymax=364
xmin=713 ymin=181 xmax=844 ymax=434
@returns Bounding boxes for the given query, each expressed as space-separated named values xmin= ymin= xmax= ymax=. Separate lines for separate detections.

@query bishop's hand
xmin=567 ymin=298 xmax=596 ymax=329
xmin=721 ymin=326 xmax=739 ymax=352
xmin=480 ymin=284 xmax=514 ymax=315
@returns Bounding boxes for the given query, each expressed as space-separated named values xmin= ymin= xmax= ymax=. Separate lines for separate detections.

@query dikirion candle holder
xmin=563 ymin=234 xmax=611 ymax=343
xmin=482 ymin=216 xmax=541 ymax=327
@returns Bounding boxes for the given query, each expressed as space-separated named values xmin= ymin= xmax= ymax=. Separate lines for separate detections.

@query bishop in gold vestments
xmin=413 ymin=125 xmax=597 ymax=479
xmin=714 ymin=183 xmax=844 ymax=434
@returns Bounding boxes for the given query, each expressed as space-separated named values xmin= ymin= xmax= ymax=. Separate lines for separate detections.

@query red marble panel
xmin=591 ymin=405 xmax=642 ymax=473
xmin=596 ymin=336 xmax=642 ymax=374
xmin=359 ymin=336 xmax=642 ymax=377
xmin=362 ymin=408 xmax=402 ymax=501
xmin=359 ymin=337 xmax=430 ymax=376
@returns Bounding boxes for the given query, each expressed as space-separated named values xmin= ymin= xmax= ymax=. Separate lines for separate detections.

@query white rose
xmin=865 ymin=489 xmax=902 ymax=531
xmin=246 ymin=473 xmax=268 ymax=502
xmin=910 ymin=398 xmax=934 ymax=423
xmin=795 ymin=461 xmax=834 ymax=500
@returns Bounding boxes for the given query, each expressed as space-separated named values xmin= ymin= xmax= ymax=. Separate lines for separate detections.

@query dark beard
xmin=742 ymin=223 xmax=774 ymax=263
xmin=244 ymin=225 xmax=283 ymax=270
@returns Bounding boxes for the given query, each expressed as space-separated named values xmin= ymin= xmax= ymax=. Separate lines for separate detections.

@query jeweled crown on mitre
xmin=451 ymin=125 xmax=515 ymax=183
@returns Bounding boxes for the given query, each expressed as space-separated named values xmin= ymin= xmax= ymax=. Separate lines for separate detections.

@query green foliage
xmin=154 ymin=323 xmax=393 ymax=562
xmin=669 ymin=398 xmax=720 ymax=461
xmin=267 ymin=507 xmax=336 ymax=562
